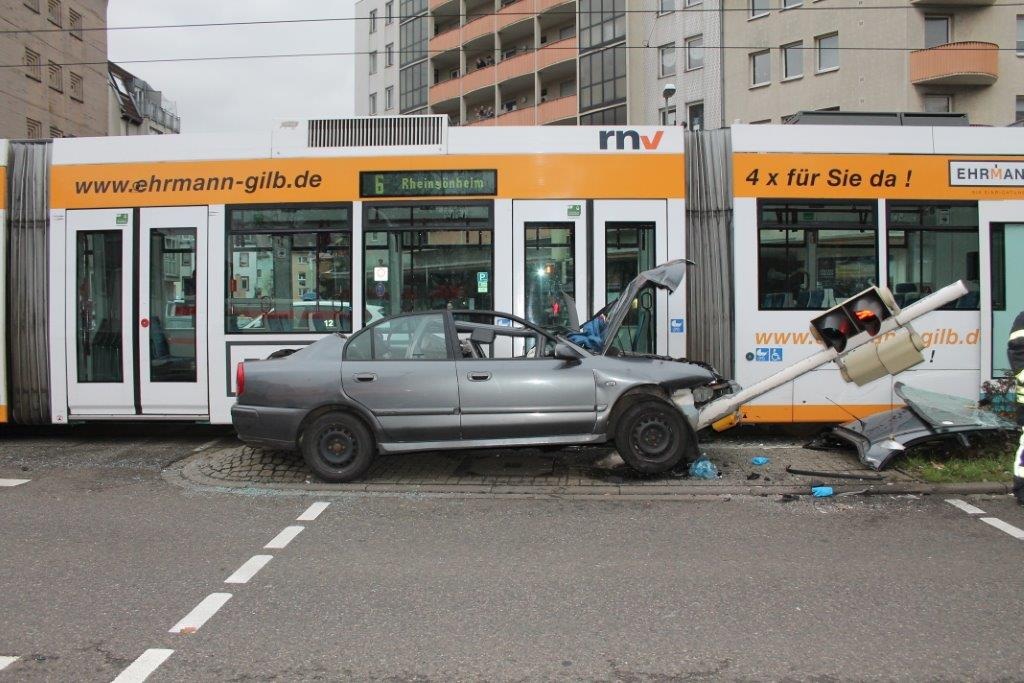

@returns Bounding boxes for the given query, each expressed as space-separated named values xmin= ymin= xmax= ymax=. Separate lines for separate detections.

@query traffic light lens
xmin=853 ymin=309 xmax=881 ymax=335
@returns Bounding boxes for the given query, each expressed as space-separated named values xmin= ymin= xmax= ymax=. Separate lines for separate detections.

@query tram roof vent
xmin=307 ymin=115 xmax=448 ymax=148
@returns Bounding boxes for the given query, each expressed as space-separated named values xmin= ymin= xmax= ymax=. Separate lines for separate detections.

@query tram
xmin=0 ymin=116 xmax=1021 ymax=425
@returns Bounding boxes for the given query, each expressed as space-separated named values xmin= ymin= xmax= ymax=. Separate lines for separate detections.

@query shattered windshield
xmin=896 ymin=382 xmax=1015 ymax=432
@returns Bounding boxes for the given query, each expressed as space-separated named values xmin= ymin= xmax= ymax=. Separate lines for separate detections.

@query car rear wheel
xmin=614 ymin=399 xmax=688 ymax=474
xmin=301 ymin=411 xmax=375 ymax=483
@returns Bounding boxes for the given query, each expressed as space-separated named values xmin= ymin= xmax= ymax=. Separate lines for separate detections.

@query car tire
xmin=300 ymin=411 xmax=375 ymax=483
xmin=614 ymin=399 xmax=689 ymax=475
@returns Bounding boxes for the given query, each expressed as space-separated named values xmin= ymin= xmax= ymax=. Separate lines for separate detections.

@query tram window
xmin=76 ymin=231 xmax=123 ymax=383
xmin=606 ymin=222 xmax=656 ymax=354
xmin=887 ymin=202 xmax=979 ymax=310
xmin=363 ymin=202 xmax=494 ymax=318
xmin=758 ymin=201 xmax=877 ymax=310
xmin=226 ymin=205 xmax=352 ymax=334
xmin=525 ymin=223 xmax=575 ymax=328
xmin=150 ymin=228 xmax=197 ymax=382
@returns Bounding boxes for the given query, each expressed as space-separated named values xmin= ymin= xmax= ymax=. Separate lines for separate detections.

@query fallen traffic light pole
xmin=695 ymin=279 xmax=970 ymax=430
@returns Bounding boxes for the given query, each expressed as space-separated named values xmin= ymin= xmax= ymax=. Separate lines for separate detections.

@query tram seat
xmin=806 ymin=290 xmax=825 ymax=308
xmin=955 ymin=291 xmax=979 ymax=309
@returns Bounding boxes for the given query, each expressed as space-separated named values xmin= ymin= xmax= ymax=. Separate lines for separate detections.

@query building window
xmin=48 ymin=61 xmax=62 ymax=92
xmin=386 ymin=1 xmax=394 ymax=23
xmin=24 ymin=48 xmax=42 ymax=81
xmin=887 ymin=203 xmax=979 ymax=310
xmin=685 ymin=35 xmax=703 ymax=70
xmin=49 ymin=125 xmax=62 ymax=138
xmin=750 ymin=0 xmax=770 ymax=19
xmin=1017 ymin=95 xmax=1024 ymax=122
xmin=923 ymin=94 xmax=951 ymax=113
xmin=26 ymin=118 xmax=41 ymax=137
xmin=783 ymin=41 xmax=803 ymax=79
xmin=47 ymin=0 xmax=60 ymax=25
xmin=579 ymin=45 xmax=627 ymax=111
xmin=925 ymin=16 xmax=950 ymax=48
xmin=386 ymin=43 xmax=394 ymax=67
xmin=816 ymin=33 xmax=839 ymax=72
xmin=369 ymin=51 xmax=378 ymax=74
xmin=580 ymin=105 xmax=626 ymax=125
xmin=751 ymin=50 xmax=770 ymax=86
xmin=660 ymin=106 xmax=677 ymax=125
xmin=24 ymin=0 xmax=39 ymax=13
xmin=226 ymin=205 xmax=354 ymax=334
xmin=385 ymin=86 xmax=394 ymax=110
xmin=758 ymin=201 xmax=878 ymax=310
xmin=399 ymin=14 xmax=428 ymax=67
xmin=69 ymin=8 xmax=82 ymax=39
xmin=1018 ymin=15 xmax=1023 ymax=54
xmin=369 ymin=8 xmax=377 ymax=33
xmin=687 ymin=0 xmax=703 ymax=6
xmin=783 ymin=0 xmax=802 ymax=7
xmin=399 ymin=61 xmax=428 ymax=112
xmin=658 ymin=0 xmax=674 ymax=13
xmin=659 ymin=44 xmax=676 ymax=77
xmin=369 ymin=92 xmax=377 ymax=115
xmin=578 ymin=0 xmax=625 ymax=51
xmin=69 ymin=71 xmax=83 ymax=101
xmin=687 ymin=101 xmax=704 ymax=130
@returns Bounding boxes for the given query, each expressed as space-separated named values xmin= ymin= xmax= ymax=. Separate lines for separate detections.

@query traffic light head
xmin=809 ymin=286 xmax=898 ymax=352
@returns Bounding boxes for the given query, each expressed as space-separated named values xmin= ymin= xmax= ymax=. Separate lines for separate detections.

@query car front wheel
xmin=614 ymin=399 xmax=688 ymax=474
xmin=301 ymin=411 xmax=375 ymax=483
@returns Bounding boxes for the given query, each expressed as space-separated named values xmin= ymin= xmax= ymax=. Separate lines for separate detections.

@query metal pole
xmin=695 ymin=280 xmax=969 ymax=430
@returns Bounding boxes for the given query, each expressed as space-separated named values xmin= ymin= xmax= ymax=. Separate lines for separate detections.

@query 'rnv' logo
xmin=599 ymin=130 xmax=664 ymax=150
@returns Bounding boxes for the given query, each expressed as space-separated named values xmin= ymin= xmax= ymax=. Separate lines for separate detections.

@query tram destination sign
xmin=360 ymin=170 xmax=497 ymax=198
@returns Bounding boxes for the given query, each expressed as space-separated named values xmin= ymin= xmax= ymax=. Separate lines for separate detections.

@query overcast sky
xmin=107 ymin=1 xmax=356 ymax=134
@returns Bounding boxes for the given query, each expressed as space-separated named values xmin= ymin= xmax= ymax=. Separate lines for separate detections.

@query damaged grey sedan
xmin=231 ymin=260 xmax=736 ymax=482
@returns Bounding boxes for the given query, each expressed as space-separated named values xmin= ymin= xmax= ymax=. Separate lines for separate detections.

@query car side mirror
xmin=554 ymin=342 xmax=582 ymax=363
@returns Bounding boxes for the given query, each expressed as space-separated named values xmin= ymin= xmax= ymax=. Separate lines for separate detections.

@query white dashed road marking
xmin=225 ymin=555 xmax=273 ymax=584
xmin=169 ymin=593 xmax=232 ymax=634
xmin=0 ymin=656 xmax=19 ymax=671
xmin=265 ymin=526 xmax=304 ymax=549
xmin=980 ymin=517 xmax=1024 ymax=540
xmin=0 ymin=479 xmax=29 ymax=487
xmin=297 ymin=501 xmax=330 ymax=521
xmin=945 ymin=498 xmax=986 ymax=515
xmin=110 ymin=649 xmax=173 ymax=683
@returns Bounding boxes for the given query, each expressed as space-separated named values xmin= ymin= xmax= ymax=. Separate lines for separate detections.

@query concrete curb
xmin=166 ymin=449 xmax=1010 ymax=500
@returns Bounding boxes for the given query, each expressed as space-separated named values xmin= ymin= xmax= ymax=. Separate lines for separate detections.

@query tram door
xmin=592 ymin=201 xmax=669 ymax=356
xmin=991 ymin=222 xmax=1024 ymax=377
xmin=66 ymin=207 xmax=209 ymax=417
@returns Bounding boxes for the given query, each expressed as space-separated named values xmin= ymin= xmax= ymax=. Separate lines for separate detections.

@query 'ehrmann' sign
xmin=360 ymin=170 xmax=497 ymax=197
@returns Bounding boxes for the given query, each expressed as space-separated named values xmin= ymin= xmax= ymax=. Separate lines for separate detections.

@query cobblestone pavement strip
xmin=170 ymin=431 xmax=1012 ymax=498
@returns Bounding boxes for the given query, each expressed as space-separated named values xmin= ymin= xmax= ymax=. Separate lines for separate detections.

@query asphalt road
xmin=1 ymin=426 xmax=1023 ymax=682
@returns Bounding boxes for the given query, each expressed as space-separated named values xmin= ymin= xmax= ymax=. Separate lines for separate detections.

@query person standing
xmin=1010 ymin=309 xmax=1024 ymax=505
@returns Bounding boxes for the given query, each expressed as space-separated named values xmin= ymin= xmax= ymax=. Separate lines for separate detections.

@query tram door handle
xmin=354 ymin=372 xmax=377 ymax=383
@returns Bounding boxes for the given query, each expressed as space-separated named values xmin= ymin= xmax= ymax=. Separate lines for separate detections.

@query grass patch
xmin=898 ymin=432 xmax=1016 ymax=483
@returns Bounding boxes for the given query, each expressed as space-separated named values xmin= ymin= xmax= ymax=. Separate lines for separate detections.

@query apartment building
xmin=354 ymin=0 xmax=723 ymax=129
xmin=0 ymin=0 xmax=108 ymax=138
xmin=108 ymin=62 xmax=180 ymax=135
xmin=723 ymin=0 xmax=1024 ymax=126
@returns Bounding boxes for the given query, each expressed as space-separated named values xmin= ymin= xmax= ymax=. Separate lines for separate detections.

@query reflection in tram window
xmin=225 ymin=205 xmax=352 ymax=333
xmin=363 ymin=202 xmax=494 ymax=318
xmin=758 ymin=201 xmax=877 ymax=310
xmin=525 ymin=223 xmax=575 ymax=328
xmin=76 ymin=231 xmax=123 ymax=383
xmin=606 ymin=222 xmax=656 ymax=354
xmin=887 ymin=203 xmax=979 ymax=311
xmin=150 ymin=228 xmax=197 ymax=382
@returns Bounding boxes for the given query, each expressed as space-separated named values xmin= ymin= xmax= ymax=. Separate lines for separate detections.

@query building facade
xmin=722 ymin=0 xmax=1024 ymax=126
xmin=354 ymin=0 xmax=723 ymax=129
xmin=108 ymin=62 xmax=181 ymax=135
xmin=0 ymin=0 xmax=109 ymax=138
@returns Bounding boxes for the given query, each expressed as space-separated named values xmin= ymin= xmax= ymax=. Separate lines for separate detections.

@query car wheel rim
xmin=631 ymin=414 xmax=674 ymax=460
xmin=318 ymin=425 xmax=357 ymax=468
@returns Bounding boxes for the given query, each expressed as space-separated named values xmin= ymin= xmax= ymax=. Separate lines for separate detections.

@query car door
xmin=456 ymin=329 xmax=598 ymax=440
xmin=341 ymin=313 xmax=460 ymax=442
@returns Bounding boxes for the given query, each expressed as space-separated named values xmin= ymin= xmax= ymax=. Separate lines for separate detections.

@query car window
xmin=452 ymin=314 xmax=557 ymax=360
xmin=345 ymin=314 xmax=449 ymax=361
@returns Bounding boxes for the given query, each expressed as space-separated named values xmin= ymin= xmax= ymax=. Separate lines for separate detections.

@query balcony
xmin=537 ymin=0 xmax=574 ymax=12
xmin=430 ymin=26 xmax=461 ymax=54
xmin=496 ymin=50 xmax=535 ymax=82
xmin=460 ymin=64 xmax=496 ymax=94
xmin=429 ymin=78 xmax=461 ymax=105
xmin=495 ymin=105 xmax=537 ymax=124
xmin=538 ymin=36 xmax=576 ymax=70
xmin=537 ymin=95 xmax=577 ymax=124
xmin=910 ymin=0 xmax=994 ymax=6
xmin=463 ymin=13 xmax=496 ymax=44
xmin=909 ymin=41 xmax=998 ymax=86
xmin=497 ymin=0 xmax=534 ymax=31
xmin=429 ymin=0 xmax=457 ymax=8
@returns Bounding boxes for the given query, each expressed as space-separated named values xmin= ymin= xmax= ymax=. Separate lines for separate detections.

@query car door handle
xmin=467 ymin=371 xmax=492 ymax=381
xmin=354 ymin=372 xmax=377 ymax=382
